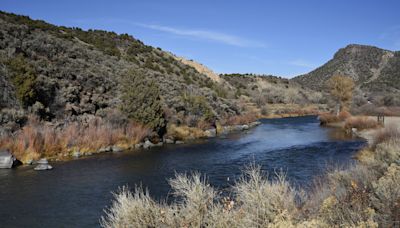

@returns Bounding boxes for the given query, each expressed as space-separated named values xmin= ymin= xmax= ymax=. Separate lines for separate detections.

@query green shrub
xmin=181 ymin=93 xmax=215 ymax=121
xmin=6 ymin=55 xmax=38 ymax=107
xmin=120 ymin=69 xmax=165 ymax=131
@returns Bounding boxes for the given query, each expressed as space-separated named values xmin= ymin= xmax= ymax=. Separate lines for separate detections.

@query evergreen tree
xmin=120 ymin=69 xmax=165 ymax=132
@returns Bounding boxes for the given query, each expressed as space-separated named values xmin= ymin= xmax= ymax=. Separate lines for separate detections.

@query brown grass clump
xmin=221 ymin=112 xmax=258 ymax=126
xmin=318 ymin=113 xmax=340 ymax=125
xmin=0 ymin=116 xmax=150 ymax=162
xmin=344 ymin=116 xmax=381 ymax=130
xmin=319 ymin=111 xmax=352 ymax=126
xmin=166 ymin=124 xmax=206 ymax=140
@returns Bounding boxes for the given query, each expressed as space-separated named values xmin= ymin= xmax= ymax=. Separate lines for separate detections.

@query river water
xmin=0 ymin=116 xmax=365 ymax=227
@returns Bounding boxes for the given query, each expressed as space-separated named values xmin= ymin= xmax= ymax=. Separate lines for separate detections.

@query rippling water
xmin=0 ymin=116 xmax=365 ymax=227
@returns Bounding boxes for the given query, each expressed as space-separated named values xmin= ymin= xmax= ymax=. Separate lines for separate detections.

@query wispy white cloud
xmin=135 ymin=23 xmax=266 ymax=48
xmin=69 ymin=18 xmax=266 ymax=48
xmin=288 ymin=59 xmax=316 ymax=68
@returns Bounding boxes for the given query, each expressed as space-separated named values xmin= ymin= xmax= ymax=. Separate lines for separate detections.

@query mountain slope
xmin=0 ymin=11 xmax=238 ymax=128
xmin=292 ymin=44 xmax=400 ymax=97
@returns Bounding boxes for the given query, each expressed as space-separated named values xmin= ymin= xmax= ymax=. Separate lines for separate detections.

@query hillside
xmin=293 ymin=44 xmax=400 ymax=104
xmin=221 ymin=73 xmax=325 ymax=115
xmin=0 ymin=11 xmax=238 ymax=134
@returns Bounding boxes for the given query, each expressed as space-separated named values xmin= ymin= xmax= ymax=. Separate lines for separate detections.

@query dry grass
xmin=344 ymin=116 xmax=381 ymax=130
xmin=0 ymin=116 xmax=150 ymax=162
xmin=103 ymin=123 xmax=400 ymax=227
xmin=166 ymin=124 xmax=206 ymax=140
xmin=221 ymin=112 xmax=258 ymax=126
xmin=319 ymin=111 xmax=351 ymax=126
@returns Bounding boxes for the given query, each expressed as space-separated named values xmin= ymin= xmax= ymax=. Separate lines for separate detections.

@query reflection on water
xmin=0 ymin=116 xmax=365 ymax=227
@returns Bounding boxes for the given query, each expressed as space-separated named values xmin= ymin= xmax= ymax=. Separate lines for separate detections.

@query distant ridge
xmin=292 ymin=44 xmax=400 ymax=97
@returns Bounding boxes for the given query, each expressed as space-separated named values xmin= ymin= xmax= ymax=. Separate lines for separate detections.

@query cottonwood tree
xmin=327 ymin=75 xmax=355 ymax=114
xmin=120 ymin=69 xmax=165 ymax=133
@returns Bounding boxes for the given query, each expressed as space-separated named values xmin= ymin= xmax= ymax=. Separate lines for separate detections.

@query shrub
xmin=6 ymin=55 xmax=38 ymax=107
xmin=120 ymin=69 xmax=165 ymax=131
xmin=181 ymin=93 xmax=215 ymax=122
xmin=344 ymin=116 xmax=381 ymax=130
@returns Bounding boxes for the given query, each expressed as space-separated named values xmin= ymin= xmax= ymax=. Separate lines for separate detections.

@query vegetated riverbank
xmin=102 ymin=122 xmax=400 ymax=227
xmin=0 ymin=113 xmax=261 ymax=164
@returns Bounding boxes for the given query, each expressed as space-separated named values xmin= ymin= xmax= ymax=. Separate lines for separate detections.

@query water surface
xmin=0 ymin=116 xmax=365 ymax=227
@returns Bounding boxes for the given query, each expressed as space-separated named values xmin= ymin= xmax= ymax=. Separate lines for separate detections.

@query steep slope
xmin=292 ymin=44 xmax=400 ymax=97
xmin=0 ymin=11 xmax=238 ymax=128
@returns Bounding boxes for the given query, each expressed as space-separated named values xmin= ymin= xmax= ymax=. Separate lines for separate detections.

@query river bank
xmin=0 ymin=116 xmax=262 ymax=166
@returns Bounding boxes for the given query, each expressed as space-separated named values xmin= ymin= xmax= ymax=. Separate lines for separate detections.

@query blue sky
xmin=1 ymin=1 xmax=400 ymax=78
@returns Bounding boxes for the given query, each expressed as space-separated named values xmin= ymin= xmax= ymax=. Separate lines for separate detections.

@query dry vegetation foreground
xmin=102 ymin=125 xmax=400 ymax=227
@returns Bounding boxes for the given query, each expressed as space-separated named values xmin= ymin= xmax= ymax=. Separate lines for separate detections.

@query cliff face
xmin=292 ymin=44 xmax=400 ymax=98
xmin=0 ymin=11 xmax=238 ymax=128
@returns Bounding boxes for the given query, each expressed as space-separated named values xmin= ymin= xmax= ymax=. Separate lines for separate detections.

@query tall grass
xmin=344 ymin=116 xmax=381 ymax=130
xmin=102 ymin=126 xmax=400 ymax=227
xmin=221 ymin=112 xmax=258 ymax=126
xmin=0 ymin=116 xmax=150 ymax=162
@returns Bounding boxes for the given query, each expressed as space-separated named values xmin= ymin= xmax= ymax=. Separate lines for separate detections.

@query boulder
xmin=34 ymin=158 xmax=53 ymax=171
xmin=242 ymin=125 xmax=249 ymax=130
xmin=0 ymin=150 xmax=16 ymax=169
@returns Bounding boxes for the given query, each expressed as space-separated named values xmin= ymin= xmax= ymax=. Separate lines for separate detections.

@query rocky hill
xmin=0 ymin=11 xmax=238 ymax=132
xmin=292 ymin=44 xmax=400 ymax=104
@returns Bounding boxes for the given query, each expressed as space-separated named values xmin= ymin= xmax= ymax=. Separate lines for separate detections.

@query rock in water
xmin=143 ymin=140 xmax=155 ymax=149
xmin=34 ymin=158 xmax=53 ymax=171
xmin=0 ymin=150 xmax=16 ymax=169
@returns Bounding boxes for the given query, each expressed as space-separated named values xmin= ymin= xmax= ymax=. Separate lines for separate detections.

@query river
xmin=0 ymin=116 xmax=365 ymax=227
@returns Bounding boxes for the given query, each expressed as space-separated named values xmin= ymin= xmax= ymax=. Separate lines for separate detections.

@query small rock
xmin=72 ymin=151 xmax=81 ymax=158
xmin=112 ymin=146 xmax=123 ymax=152
xmin=134 ymin=143 xmax=143 ymax=149
xmin=98 ymin=146 xmax=112 ymax=153
xmin=37 ymin=158 xmax=49 ymax=164
xmin=204 ymin=129 xmax=217 ymax=138
xmin=242 ymin=125 xmax=249 ymax=130
xmin=164 ymin=138 xmax=175 ymax=144
xmin=143 ymin=140 xmax=155 ymax=149
xmin=34 ymin=164 xmax=53 ymax=171
xmin=175 ymin=140 xmax=184 ymax=144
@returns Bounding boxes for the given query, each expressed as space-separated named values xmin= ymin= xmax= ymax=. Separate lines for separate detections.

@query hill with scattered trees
xmin=292 ymin=44 xmax=400 ymax=106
